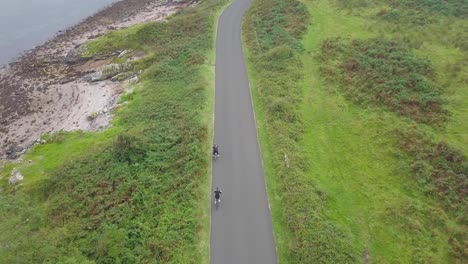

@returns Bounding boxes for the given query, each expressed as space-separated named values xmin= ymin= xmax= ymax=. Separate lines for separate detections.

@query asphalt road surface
xmin=210 ymin=0 xmax=277 ymax=263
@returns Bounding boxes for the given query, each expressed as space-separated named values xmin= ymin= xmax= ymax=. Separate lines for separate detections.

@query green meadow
xmin=244 ymin=0 xmax=467 ymax=262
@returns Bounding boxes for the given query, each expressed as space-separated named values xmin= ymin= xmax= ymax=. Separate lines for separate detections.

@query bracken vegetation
xmin=327 ymin=0 xmax=468 ymax=215
xmin=319 ymin=38 xmax=447 ymax=124
xmin=251 ymin=0 xmax=308 ymax=51
xmin=384 ymin=0 xmax=468 ymax=20
xmin=397 ymin=128 xmax=468 ymax=213
xmin=0 ymin=0 xmax=226 ymax=262
xmin=245 ymin=0 xmax=357 ymax=262
xmin=339 ymin=0 xmax=468 ymax=24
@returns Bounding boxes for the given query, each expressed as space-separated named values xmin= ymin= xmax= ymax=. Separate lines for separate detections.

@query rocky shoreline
xmin=0 ymin=0 xmax=194 ymax=160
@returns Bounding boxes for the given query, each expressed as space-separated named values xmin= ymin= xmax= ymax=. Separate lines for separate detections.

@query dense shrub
xmin=396 ymin=127 xmax=468 ymax=261
xmin=245 ymin=0 xmax=358 ymax=262
xmin=250 ymin=0 xmax=309 ymax=52
xmin=397 ymin=128 xmax=468 ymax=213
xmin=337 ymin=0 xmax=468 ymax=20
xmin=386 ymin=0 xmax=468 ymax=17
xmin=318 ymin=38 xmax=447 ymax=124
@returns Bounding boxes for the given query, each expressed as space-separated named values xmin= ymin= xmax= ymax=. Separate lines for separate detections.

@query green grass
xmin=304 ymin=0 xmax=467 ymax=262
xmin=0 ymin=130 xmax=119 ymax=191
xmin=245 ymin=0 xmax=467 ymax=263
xmin=244 ymin=0 xmax=357 ymax=262
xmin=0 ymin=0 xmax=228 ymax=263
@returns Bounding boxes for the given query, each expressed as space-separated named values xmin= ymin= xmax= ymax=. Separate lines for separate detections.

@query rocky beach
xmin=0 ymin=0 xmax=194 ymax=160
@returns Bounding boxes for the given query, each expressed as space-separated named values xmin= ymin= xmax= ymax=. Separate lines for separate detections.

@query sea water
xmin=0 ymin=0 xmax=120 ymax=65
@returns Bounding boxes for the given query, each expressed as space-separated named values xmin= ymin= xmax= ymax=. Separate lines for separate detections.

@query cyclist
xmin=214 ymin=187 xmax=222 ymax=204
xmin=212 ymin=144 xmax=219 ymax=158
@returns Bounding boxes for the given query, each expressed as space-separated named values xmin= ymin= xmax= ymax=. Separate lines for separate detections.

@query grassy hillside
xmin=244 ymin=0 xmax=467 ymax=263
xmin=0 ymin=0 xmax=227 ymax=262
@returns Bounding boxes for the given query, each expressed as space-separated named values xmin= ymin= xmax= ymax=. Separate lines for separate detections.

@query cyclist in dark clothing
xmin=214 ymin=187 xmax=222 ymax=202
xmin=213 ymin=144 xmax=219 ymax=156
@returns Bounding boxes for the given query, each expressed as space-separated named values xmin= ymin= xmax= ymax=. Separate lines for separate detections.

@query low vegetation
xmin=0 ymin=0 xmax=226 ymax=262
xmin=318 ymin=38 xmax=447 ymax=124
xmin=396 ymin=128 xmax=467 ymax=213
xmin=245 ymin=0 xmax=467 ymax=263
xmin=245 ymin=0 xmax=357 ymax=262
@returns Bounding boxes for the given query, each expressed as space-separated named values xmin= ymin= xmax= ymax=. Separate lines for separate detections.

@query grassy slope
xmin=0 ymin=0 xmax=228 ymax=263
xmin=1 ymin=130 xmax=117 ymax=191
xmin=245 ymin=0 xmax=466 ymax=263
xmin=301 ymin=0 xmax=458 ymax=262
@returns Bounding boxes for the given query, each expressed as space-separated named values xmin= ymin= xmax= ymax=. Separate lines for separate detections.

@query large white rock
xmin=8 ymin=169 xmax=24 ymax=185
xmin=83 ymin=62 xmax=134 ymax=82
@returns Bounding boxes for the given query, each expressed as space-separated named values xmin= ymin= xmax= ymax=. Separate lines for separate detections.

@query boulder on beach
xmin=8 ymin=169 xmax=24 ymax=185
xmin=64 ymin=46 xmax=88 ymax=65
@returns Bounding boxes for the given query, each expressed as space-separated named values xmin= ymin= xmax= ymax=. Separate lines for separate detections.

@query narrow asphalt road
xmin=210 ymin=0 xmax=277 ymax=263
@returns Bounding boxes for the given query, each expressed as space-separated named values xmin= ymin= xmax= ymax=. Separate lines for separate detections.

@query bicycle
xmin=212 ymin=144 xmax=220 ymax=162
xmin=214 ymin=187 xmax=222 ymax=210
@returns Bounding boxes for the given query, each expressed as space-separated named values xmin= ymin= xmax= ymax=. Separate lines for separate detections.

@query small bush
xmin=113 ymin=132 xmax=147 ymax=163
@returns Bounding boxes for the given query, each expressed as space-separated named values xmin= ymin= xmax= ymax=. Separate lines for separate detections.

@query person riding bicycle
xmin=214 ymin=187 xmax=222 ymax=203
xmin=212 ymin=144 xmax=219 ymax=157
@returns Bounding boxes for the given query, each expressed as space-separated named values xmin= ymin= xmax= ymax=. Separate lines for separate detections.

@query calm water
xmin=0 ymin=0 xmax=121 ymax=65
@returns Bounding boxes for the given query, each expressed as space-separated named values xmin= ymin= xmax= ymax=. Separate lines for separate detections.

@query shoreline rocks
xmin=0 ymin=0 xmax=192 ymax=161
